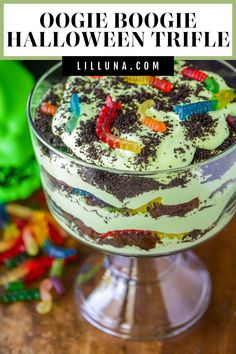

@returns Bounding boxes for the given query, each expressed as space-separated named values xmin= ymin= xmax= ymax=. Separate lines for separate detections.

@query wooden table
xmin=1 ymin=212 xmax=236 ymax=354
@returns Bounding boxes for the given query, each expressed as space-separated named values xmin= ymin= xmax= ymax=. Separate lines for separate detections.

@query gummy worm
xmin=43 ymin=240 xmax=77 ymax=259
xmin=22 ymin=225 xmax=39 ymax=256
xmin=124 ymin=76 xmax=173 ymax=93
xmin=36 ymin=277 xmax=65 ymax=314
xmin=22 ymin=256 xmax=53 ymax=283
xmin=40 ymin=102 xmax=57 ymax=116
xmin=99 ymin=229 xmax=186 ymax=241
xmin=6 ymin=204 xmax=33 ymax=219
xmin=137 ymin=99 xmax=167 ymax=133
xmin=5 ymin=280 xmax=24 ymax=292
xmin=215 ymin=90 xmax=236 ymax=109
xmin=181 ymin=67 xmax=219 ymax=94
xmin=124 ymin=196 xmax=162 ymax=216
xmin=181 ymin=67 xmax=207 ymax=82
xmin=46 ymin=214 xmax=67 ymax=245
xmin=65 ymin=93 xmax=81 ymax=133
xmin=0 ymin=289 xmax=40 ymax=303
xmin=99 ymin=229 xmax=158 ymax=239
xmin=0 ymin=237 xmax=25 ymax=264
xmin=226 ymin=115 xmax=236 ymax=130
xmin=4 ymin=253 xmax=29 ymax=269
xmin=174 ymin=100 xmax=218 ymax=121
xmin=96 ymin=95 xmax=142 ymax=153
xmin=49 ymin=259 xmax=64 ymax=278
xmin=0 ymin=239 xmax=17 ymax=253
xmin=0 ymin=266 xmax=28 ymax=286
xmin=30 ymin=211 xmax=49 ymax=246
xmin=50 ymin=277 xmax=65 ymax=296
xmin=36 ymin=278 xmax=53 ymax=314
xmin=89 ymin=76 xmax=104 ymax=78
xmin=3 ymin=223 xmax=20 ymax=241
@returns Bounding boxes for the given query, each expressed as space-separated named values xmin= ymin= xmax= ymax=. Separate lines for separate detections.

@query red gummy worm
xmin=14 ymin=218 xmax=28 ymax=230
xmin=150 ymin=77 xmax=173 ymax=93
xmin=64 ymin=254 xmax=78 ymax=264
xmin=23 ymin=256 xmax=53 ymax=283
xmin=95 ymin=96 xmax=122 ymax=145
xmin=0 ymin=237 xmax=25 ymax=263
xmin=23 ymin=256 xmax=53 ymax=272
xmin=181 ymin=67 xmax=207 ymax=82
xmin=48 ymin=222 xmax=66 ymax=246
xmin=24 ymin=267 xmax=48 ymax=283
xmin=99 ymin=229 xmax=154 ymax=239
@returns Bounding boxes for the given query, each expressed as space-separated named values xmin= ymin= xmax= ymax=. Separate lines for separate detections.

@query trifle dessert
xmin=29 ymin=61 xmax=236 ymax=256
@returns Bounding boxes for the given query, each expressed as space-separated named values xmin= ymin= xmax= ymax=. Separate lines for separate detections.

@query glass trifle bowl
xmin=28 ymin=61 xmax=236 ymax=340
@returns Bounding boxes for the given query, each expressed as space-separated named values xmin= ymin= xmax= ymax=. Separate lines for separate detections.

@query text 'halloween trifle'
xmin=29 ymin=61 xmax=236 ymax=256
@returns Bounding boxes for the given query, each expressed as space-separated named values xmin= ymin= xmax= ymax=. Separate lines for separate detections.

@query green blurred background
xmin=0 ymin=60 xmax=59 ymax=203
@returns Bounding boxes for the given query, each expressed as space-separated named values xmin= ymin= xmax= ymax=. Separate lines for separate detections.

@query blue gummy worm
xmin=71 ymin=188 xmax=89 ymax=196
xmin=44 ymin=240 xmax=77 ymax=259
xmin=70 ymin=93 xmax=81 ymax=116
xmin=174 ymin=100 xmax=218 ymax=121
xmin=71 ymin=188 xmax=96 ymax=200
xmin=65 ymin=94 xmax=81 ymax=133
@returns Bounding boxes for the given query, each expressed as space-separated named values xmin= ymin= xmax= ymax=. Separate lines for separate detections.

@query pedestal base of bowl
xmin=74 ymin=251 xmax=211 ymax=340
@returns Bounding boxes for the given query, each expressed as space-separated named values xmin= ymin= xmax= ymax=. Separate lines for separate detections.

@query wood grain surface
xmin=1 ymin=214 xmax=236 ymax=354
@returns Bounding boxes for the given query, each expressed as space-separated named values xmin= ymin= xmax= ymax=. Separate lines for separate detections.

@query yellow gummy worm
xmin=0 ymin=266 xmax=28 ymax=286
xmin=0 ymin=239 xmax=16 ymax=253
xmin=157 ymin=232 xmax=186 ymax=240
xmin=22 ymin=226 xmax=39 ymax=256
xmin=124 ymin=197 xmax=162 ymax=216
xmin=36 ymin=278 xmax=53 ymax=315
xmin=6 ymin=204 xmax=33 ymax=219
xmin=3 ymin=224 xmax=20 ymax=241
xmin=137 ymin=99 xmax=155 ymax=118
xmin=215 ymin=90 xmax=236 ymax=109
xmin=124 ymin=76 xmax=152 ymax=86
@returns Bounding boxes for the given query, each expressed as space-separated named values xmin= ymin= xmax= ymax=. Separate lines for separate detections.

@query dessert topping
xmin=99 ymin=229 xmax=158 ymax=239
xmin=65 ymin=93 xmax=81 ymax=133
xmin=204 ymin=77 xmax=219 ymax=94
xmin=181 ymin=67 xmax=207 ymax=82
xmin=89 ymin=76 xmax=104 ymax=78
xmin=226 ymin=115 xmax=236 ymax=130
xmin=96 ymin=95 xmax=142 ymax=153
xmin=124 ymin=76 xmax=173 ymax=93
xmin=43 ymin=240 xmax=77 ymax=259
xmin=174 ymin=100 xmax=218 ymax=121
xmin=215 ymin=90 xmax=236 ymax=109
xmin=181 ymin=67 xmax=219 ymax=93
xmin=137 ymin=99 xmax=167 ymax=132
xmin=40 ymin=102 xmax=57 ymax=116
xmin=151 ymin=77 xmax=173 ymax=93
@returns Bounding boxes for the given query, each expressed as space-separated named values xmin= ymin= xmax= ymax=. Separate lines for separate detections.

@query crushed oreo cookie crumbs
xmin=182 ymin=113 xmax=216 ymax=140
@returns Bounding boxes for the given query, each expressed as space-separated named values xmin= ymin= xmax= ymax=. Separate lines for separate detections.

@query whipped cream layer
xmin=48 ymin=61 xmax=236 ymax=171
